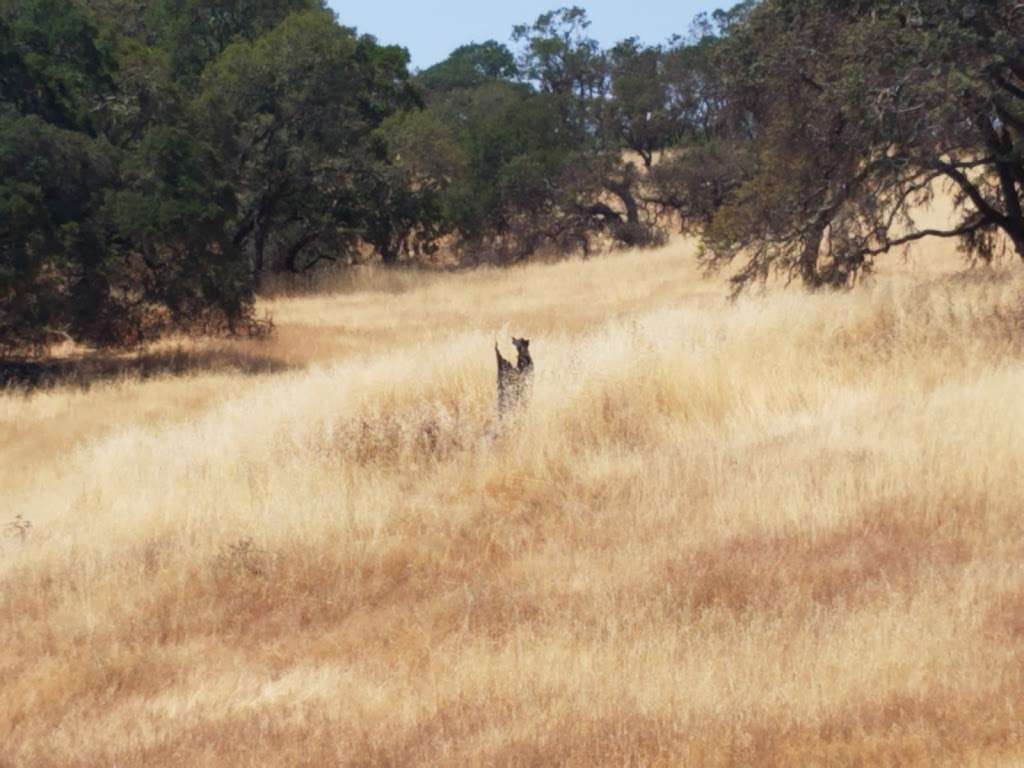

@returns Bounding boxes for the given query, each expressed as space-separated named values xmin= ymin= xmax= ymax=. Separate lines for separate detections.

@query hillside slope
xmin=2 ymin=233 xmax=1024 ymax=766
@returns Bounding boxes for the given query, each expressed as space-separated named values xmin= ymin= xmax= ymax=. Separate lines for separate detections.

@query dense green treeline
xmin=1 ymin=0 xmax=418 ymax=349
xmin=3 ymin=0 xmax=1024 ymax=350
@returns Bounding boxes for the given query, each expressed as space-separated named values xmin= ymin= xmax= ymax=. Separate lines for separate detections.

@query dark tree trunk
xmin=995 ymin=161 xmax=1024 ymax=260
xmin=606 ymin=170 xmax=642 ymax=228
xmin=379 ymin=242 xmax=400 ymax=265
xmin=236 ymin=195 xmax=276 ymax=275
xmin=976 ymin=115 xmax=1024 ymax=260
xmin=253 ymin=214 xmax=268 ymax=274
xmin=283 ymin=231 xmax=321 ymax=273
xmin=799 ymin=221 xmax=826 ymax=288
xmin=621 ymin=186 xmax=641 ymax=227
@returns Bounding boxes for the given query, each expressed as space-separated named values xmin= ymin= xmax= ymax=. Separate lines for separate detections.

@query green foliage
xmin=386 ymin=7 xmax=673 ymax=263
xmin=606 ymin=39 xmax=675 ymax=167
xmin=0 ymin=109 xmax=114 ymax=349
xmin=144 ymin=0 xmax=325 ymax=85
xmin=692 ymin=0 xmax=1024 ymax=289
xmin=197 ymin=9 xmax=418 ymax=273
xmin=648 ymin=138 xmax=755 ymax=228
xmin=512 ymin=6 xmax=607 ymax=140
xmin=0 ymin=0 xmax=114 ymax=130
xmin=0 ymin=0 xmax=421 ymax=351
xmin=107 ymin=126 xmax=252 ymax=332
xmin=388 ymin=78 xmax=597 ymax=262
xmin=417 ymin=41 xmax=518 ymax=94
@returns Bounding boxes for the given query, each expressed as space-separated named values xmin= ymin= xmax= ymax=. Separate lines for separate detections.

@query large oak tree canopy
xmin=694 ymin=0 xmax=1024 ymax=289
xmin=196 ymin=10 xmax=419 ymax=274
xmin=0 ymin=0 xmax=415 ymax=350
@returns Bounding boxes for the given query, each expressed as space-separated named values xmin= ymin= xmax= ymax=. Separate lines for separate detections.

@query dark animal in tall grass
xmin=496 ymin=337 xmax=533 ymax=416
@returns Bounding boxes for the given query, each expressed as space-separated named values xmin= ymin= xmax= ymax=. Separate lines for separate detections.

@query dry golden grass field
xmin=3 ymin=201 xmax=1024 ymax=765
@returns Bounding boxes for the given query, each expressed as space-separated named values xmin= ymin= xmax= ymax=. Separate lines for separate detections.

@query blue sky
xmin=326 ymin=1 xmax=725 ymax=71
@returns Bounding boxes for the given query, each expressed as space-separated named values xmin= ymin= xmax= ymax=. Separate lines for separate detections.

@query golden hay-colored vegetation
xmin=2 ymin=220 xmax=1024 ymax=765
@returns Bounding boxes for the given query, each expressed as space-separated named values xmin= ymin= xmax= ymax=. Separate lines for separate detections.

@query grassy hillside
xmin=2 ymin=225 xmax=1024 ymax=765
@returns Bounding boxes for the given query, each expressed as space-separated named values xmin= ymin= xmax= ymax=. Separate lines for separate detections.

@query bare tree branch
xmin=860 ymin=218 xmax=989 ymax=256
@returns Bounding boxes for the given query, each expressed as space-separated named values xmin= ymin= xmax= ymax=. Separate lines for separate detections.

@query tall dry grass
xmin=2 ymin=226 xmax=1024 ymax=766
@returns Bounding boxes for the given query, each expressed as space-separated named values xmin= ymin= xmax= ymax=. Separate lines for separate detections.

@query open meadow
xmin=3 ymin=209 xmax=1024 ymax=765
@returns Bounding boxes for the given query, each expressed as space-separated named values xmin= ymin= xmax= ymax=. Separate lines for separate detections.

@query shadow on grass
xmin=0 ymin=346 xmax=294 ymax=392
